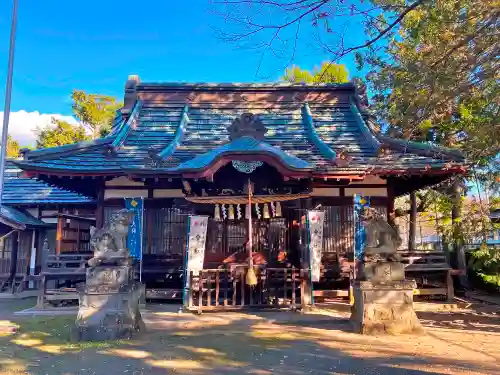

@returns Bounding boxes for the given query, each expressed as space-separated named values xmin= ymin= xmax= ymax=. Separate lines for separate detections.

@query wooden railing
xmin=34 ymin=253 xmax=93 ymax=307
xmin=186 ymin=266 xmax=310 ymax=312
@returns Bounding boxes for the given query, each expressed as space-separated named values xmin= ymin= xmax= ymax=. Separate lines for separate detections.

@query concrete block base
xmin=350 ymin=280 xmax=423 ymax=335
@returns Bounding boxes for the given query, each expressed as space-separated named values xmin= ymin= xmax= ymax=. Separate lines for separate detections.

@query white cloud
xmin=0 ymin=110 xmax=78 ymax=146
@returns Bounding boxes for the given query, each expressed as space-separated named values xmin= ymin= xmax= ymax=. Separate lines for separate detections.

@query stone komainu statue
xmin=362 ymin=207 xmax=402 ymax=260
xmin=89 ymin=209 xmax=135 ymax=259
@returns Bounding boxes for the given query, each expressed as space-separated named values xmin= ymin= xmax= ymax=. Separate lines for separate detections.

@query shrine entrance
xmin=183 ymin=198 xmax=314 ymax=312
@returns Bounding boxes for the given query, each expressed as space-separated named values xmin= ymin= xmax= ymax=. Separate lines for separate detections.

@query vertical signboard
xmin=124 ymin=197 xmax=144 ymax=261
xmin=353 ymin=195 xmax=370 ymax=277
xmin=183 ymin=215 xmax=208 ymax=307
xmin=307 ymin=210 xmax=325 ymax=282
xmin=185 ymin=215 xmax=209 ymax=274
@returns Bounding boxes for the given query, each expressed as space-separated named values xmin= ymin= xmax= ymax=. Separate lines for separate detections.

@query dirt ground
xmin=0 ymin=299 xmax=499 ymax=375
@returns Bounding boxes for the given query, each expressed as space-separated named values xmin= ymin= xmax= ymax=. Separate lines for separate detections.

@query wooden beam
xmin=313 ymin=289 xmax=349 ymax=298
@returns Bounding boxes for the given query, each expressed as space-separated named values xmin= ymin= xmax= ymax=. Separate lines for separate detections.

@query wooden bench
xmin=36 ymin=253 xmax=92 ymax=307
xmin=398 ymin=250 xmax=463 ymax=301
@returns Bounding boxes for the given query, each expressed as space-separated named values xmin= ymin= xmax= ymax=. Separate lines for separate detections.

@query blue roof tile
xmin=0 ymin=205 xmax=48 ymax=229
xmin=3 ymin=162 xmax=94 ymax=205
xmin=14 ymin=83 xmax=466 ymax=177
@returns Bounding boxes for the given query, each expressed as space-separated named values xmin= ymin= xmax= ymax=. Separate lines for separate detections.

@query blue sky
xmin=0 ymin=0 xmax=362 ymax=116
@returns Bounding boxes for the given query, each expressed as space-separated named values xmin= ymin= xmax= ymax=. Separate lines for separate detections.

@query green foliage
xmin=282 ymin=62 xmax=349 ymax=83
xmin=469 ymin=245 xmax=500 ymax=290
xmin=6 ymin=135 xmax=20 ymax=158
xmin=363 ymin=0 xmax=499 ymax=165
xmin=36 ymin=119 xmax=90 ymax=149
xmin=71 ymin=90 xmax=121 ymax=139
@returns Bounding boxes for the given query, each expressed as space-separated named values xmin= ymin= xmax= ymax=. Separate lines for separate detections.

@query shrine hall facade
xmin=14 ymin=76 xmax=467 ymax=296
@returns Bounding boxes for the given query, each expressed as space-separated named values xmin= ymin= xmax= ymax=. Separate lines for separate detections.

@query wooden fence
xmin=186 ymin=266 xmax=310 ymax=312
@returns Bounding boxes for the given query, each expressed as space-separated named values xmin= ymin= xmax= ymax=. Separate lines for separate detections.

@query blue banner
xmin=124 ymin=197 xmax=144 ymax=260
xmin=353 ymin=195 xmax=370 ymax=262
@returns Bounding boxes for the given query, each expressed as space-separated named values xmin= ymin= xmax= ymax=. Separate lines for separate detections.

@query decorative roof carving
xmin=228 ymin=113 xmax=267 ymax=141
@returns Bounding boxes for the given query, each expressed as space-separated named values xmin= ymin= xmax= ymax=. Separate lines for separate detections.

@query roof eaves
xmin=157 ymin=104 xmax=189 ymax=159
xmin=24 ymin=137 xmax=114 ymax=161
xmin=301 ymin=103 xmax=337 ymax=161
xmin=377 ymin=135 xmax=466 ymax=162
xmin=0 ymin=205 xmax=50 ymax=230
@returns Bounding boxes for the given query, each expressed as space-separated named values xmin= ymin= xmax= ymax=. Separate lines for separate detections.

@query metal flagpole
xmin=0 ymin=0 xmax=19 ymax=204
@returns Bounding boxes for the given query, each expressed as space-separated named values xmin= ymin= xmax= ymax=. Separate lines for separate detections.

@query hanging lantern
xmin=255 ymin=203 xmax=261 ymax=219
xmin=237 ymin=204 xmax=242 ymax=220
xmin=276 ymin=202 xmax=282 ymax=217
xmin=245 ymin=204 xmax=251 ymax=219
xmin=222 ymin=204 xmax=227 ymax=220
xmin=263 ymin=203 xmax=270 ymax=219
xmin=228 ymin=204 xmax=235 ymax=220
xmin=214 ymin=204 xmax=221 ymax=221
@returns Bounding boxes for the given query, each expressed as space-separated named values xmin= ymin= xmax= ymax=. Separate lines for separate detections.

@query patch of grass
xmin=0 ymin=298 xmax=37 ymax=315
xmin=2 ymin=316 xmax=131 ymax=354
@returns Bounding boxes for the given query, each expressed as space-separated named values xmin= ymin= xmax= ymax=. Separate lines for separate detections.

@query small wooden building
xmin=15 ymin=77 xmax=467 ymax=304
xmin=0 ymin=162 xmax=94 ymax=292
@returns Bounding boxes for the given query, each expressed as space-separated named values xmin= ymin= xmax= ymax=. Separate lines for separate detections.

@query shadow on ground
xmin=417 ymin=305 xmax=500 ymax=333
xmin=0 ymin=300 xmax=499 ymax=375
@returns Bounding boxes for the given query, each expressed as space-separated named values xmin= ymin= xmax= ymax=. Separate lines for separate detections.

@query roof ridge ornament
xmin=228 ymin=112 xmax=267 ymax=141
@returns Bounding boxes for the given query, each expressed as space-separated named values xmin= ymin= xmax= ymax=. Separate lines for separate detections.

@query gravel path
xmin=0 ymin=300 xmax=498 ymax=375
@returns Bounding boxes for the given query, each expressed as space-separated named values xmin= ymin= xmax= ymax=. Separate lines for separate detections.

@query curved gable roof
xmin=14 ymin=81 xmax=466 ymax=179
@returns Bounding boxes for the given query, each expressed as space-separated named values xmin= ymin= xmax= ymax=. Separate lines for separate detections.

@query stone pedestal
xmin=350 ymin=279 xmax=423 ymax=335
xmin=73 ymin=258 xmax=145 ymax=341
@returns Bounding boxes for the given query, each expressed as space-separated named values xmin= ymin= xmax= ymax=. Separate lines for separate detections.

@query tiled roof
xmin=3 ymin=162 xmax=94 ymax=205
xmin=0 ymin=205 xmax=48 ymax=230
xmin=14 ymin=82 xmax=466 ymax=177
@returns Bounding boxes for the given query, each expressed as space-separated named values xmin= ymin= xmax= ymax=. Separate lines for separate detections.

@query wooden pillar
xmin=95 ymin=184 xmax=105 ymax=229
xmin=386 ymin=183 xmax=395 ymax=217
xmin=55 ymin=216 xmax=63 ymax=255
xmin=8 ymin=230 xmax=19 ymax=292
xmin=301 ymin=198 xmax=313 ymax=307
xmin=451 ymin=180 xmax=467 ymax=286
xmin=28 ymin=229 xmax=37 ymax=288
xmin=409 ymin=192 xmax=417 ymax=251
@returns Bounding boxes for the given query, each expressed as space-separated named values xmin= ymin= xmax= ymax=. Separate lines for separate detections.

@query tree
xmin=6 ymin=135 xmax=20 ymax=158
xmin=71 ymin=90 xmax=121 ymax=139
xmin=210 ymin=0 xmax=428 ymax=69
xmin=36 ymin=119 xmax=90 ymax=149
xmin=282 ymin=62 xmax=349 ymax=83
xmin=363 ymin=0 xmax=499 ymax=165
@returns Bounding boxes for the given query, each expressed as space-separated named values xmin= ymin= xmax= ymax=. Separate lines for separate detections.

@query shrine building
xmin=13 ymin=76 xmax=467 ymax=307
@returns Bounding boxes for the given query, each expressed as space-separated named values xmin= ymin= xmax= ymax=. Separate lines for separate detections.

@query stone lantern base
xmin=350 ymin=279 xmax=423 ymax=335
xmin=72 ymin=259 xmax=145 ymax=341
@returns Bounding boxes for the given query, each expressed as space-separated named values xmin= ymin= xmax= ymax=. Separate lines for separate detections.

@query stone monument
xmin=73 ymin=209 xmax=145 ymax=341
xmin=350 ymin=208 xmax=422 ymax=334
